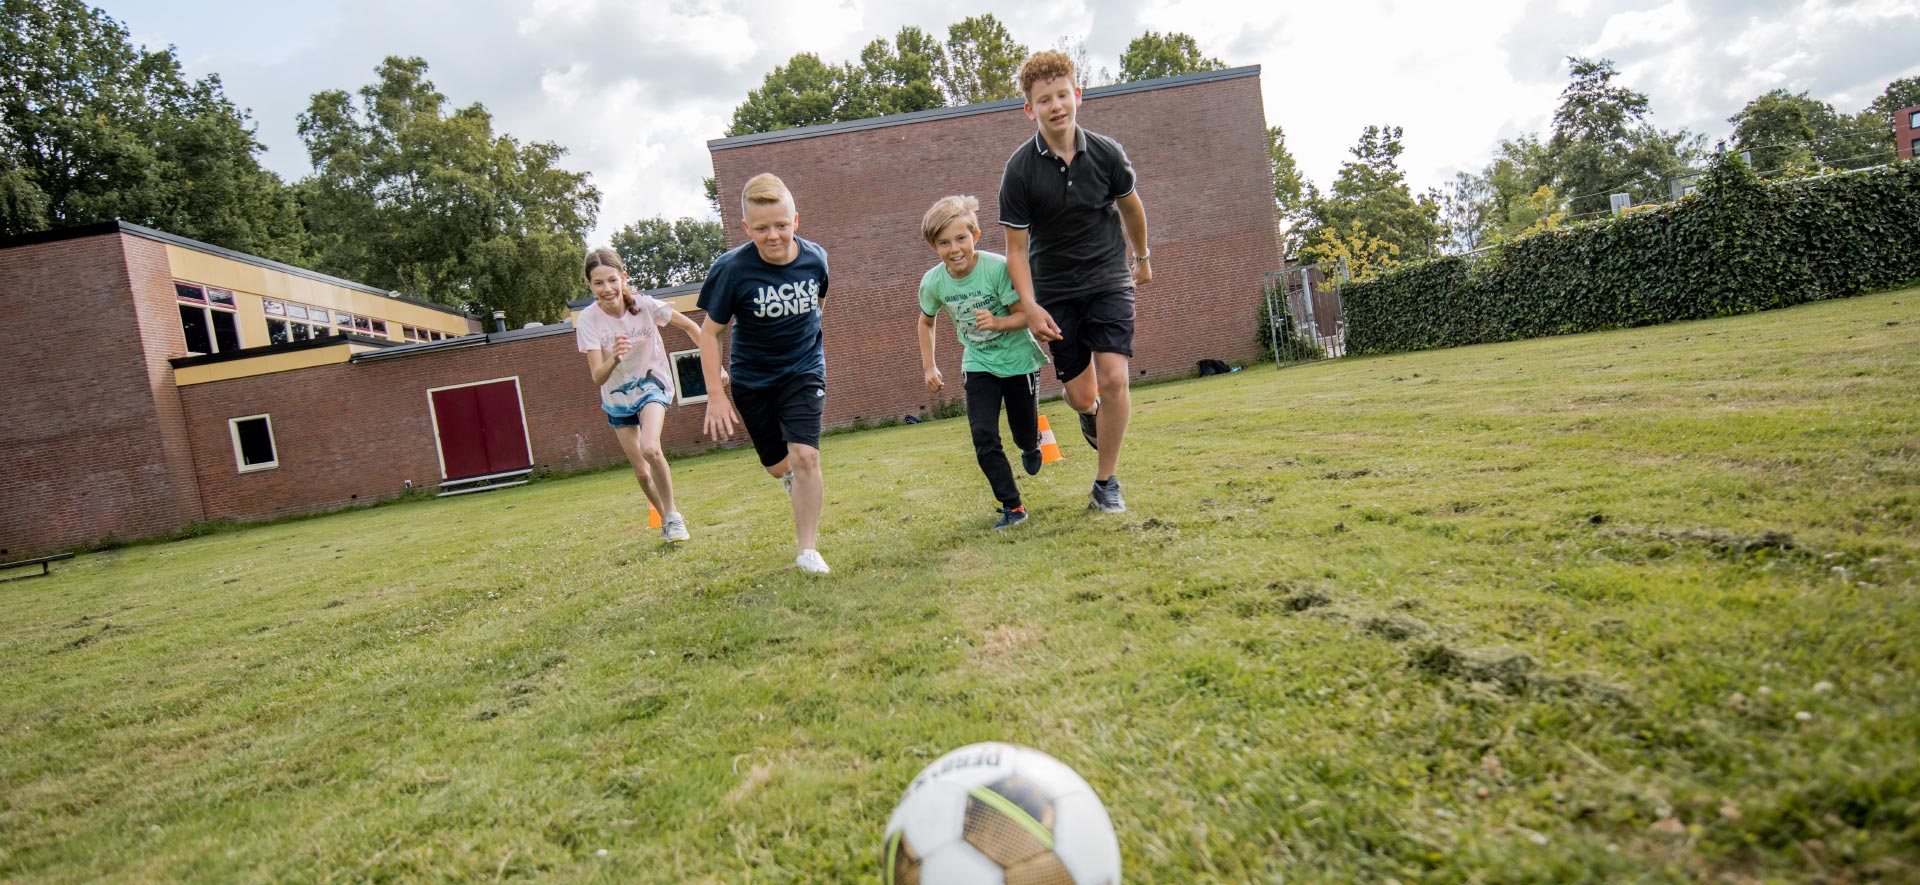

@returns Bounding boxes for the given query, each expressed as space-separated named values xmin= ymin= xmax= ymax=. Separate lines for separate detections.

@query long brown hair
xmin=583 ymin=247 xmax=639 ymax=314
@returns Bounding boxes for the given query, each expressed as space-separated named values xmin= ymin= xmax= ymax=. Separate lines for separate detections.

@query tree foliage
xmin=1116 ymin=31 xmax=1226 ymax=83
xmin=610 ymin=217 xmax=723 ymax=291
xmin=728 ymin=17 xmax=1030 ymax=136
xmin=1306 ymin=125 xmax=1440 ymax=265
xmin=942 ymin=15 xmax=1027 ymax=104
xmin=296 ymin=57 xmax=598 ymax=327
xmin=0 ymin=0 xmax=305 ymax=259
xmin=1545 ymin=57 xmax=1698 ymax=213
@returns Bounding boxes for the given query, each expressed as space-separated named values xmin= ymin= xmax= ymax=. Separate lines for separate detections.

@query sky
xmin=107 ymin=0 xmax=1920 ymax=244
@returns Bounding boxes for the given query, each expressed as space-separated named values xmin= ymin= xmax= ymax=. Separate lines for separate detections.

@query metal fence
xmin=1262 ymin=258 xmax=1347 ymax=366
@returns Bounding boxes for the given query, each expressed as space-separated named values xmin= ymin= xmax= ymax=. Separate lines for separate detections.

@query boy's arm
xmin=1116 ymin=192 xmax=1152 ymax=286
xmin=971 ymin=299 xmax=1026 ymax=333
xmin=917 ymin=313 xmax=943 ymax=395
xmin=698 ymin=317 xmax=739 ymax=439
xmin=1003 ymin=227 xmax=1062 ymax=342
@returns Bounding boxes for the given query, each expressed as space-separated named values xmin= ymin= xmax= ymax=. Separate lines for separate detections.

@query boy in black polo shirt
xmin=998 ymin=49 xmax=1152 ymax=514
xmin=697 ymin=173 xmax=833 ymax=575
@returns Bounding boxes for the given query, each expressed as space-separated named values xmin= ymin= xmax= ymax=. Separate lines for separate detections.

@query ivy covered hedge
xmin=1343 ymin=159 xmax=1920 ymax=355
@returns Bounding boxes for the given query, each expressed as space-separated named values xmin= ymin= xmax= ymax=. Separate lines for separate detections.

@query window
xmin=228 ymin=415 xmax=278 ymax=472
xmin=262 ymin=299 xmax=342 ymax=344
xmin=1910 ymin=109 xmax=1919 ymax=128
xmin=175 ymin=281 xmax=240 ymax=355
xmin=671 ymin=349 xmax=708 ymax=404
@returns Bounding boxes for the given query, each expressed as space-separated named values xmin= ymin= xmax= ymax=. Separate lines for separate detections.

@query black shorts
xmin=1045 ymin=288 xmax=1135 ymax=382
xmin=732 ymin=373 xmax=824 ymax=467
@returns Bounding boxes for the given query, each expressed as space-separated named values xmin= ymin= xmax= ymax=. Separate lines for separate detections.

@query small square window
xmin=228 ymin=415 xmax=278 ymax=473
xmin=353 ymin=316 xmax=372 ymax=331
xmin=174 ymin=282 xmax=206 ymax=303
xmin=1910 ymin=109 xmax=1919 ymax=128
xmin=338 ymin=314 xmax=354 ymax=327
xmin=207 ymin=288 xmax=236 ymax=307
xmin=671 ymin=349 xmax=709 ymax=404
xmin=286 ymin=304 xmax=308 ymax=320
xmin=264 ymin=300 xmax=285 ymax=316
xmin=371 ymin=319 xmax=388 ymax=335
xmin=309 ymin=308 xmax=329 ymax=324
xmin=291 ymin=323 xmax=310 ymax=342
xmin=267 ymin=318 xmax=290 ymax=345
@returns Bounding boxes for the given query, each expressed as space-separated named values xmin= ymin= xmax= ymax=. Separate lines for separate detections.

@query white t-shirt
xmin=574 ymin=296 xmax=678 ymax=417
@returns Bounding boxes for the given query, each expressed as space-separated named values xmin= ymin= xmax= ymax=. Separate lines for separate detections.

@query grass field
xmin=4 ymin=288 xmax=1918 ymax=883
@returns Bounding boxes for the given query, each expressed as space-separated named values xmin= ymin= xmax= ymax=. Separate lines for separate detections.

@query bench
xmin=1 ymin=552 xmax=75 ymax=580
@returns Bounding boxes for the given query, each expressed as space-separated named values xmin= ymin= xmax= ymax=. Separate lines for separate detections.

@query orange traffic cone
xmin=1037 ymin=415 xmax=1065 ymax=464
xmin=647 ymin=503 xmax=662 ymax=528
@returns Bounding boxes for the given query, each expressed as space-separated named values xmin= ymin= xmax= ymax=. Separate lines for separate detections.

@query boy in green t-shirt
xmin=915 ymin=195 xmax=1050 ymax=530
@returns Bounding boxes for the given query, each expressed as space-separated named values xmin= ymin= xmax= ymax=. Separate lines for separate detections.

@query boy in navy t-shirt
xmin=697 ymin=173 xmax=833 ymax=575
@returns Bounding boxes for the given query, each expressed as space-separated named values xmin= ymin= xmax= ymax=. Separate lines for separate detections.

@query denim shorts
xmin=605 ymin=377 xmax=672 ymax=427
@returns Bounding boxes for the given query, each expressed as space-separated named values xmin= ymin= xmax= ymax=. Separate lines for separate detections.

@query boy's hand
xmin=925 ymin=366 xmax=944 ymax=396
xmin=1132 ymin=257 xmax=1153 ymax=287
xmin=704 ymin=397 xmax=739 ymax=440
xmin=971 ymin=308 xmax=1003 ymax=333
xmin=1026 ymin=305 xmax=1062 ymax=342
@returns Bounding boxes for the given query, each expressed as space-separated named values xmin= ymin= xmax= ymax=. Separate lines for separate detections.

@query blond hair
xmin=922 ymin=195 xmax=982 ymax=246
xmin=740 ymin=172 xmax=794 ymax=217
xmin=1018 ymin=50 xmax=1076 ymax=97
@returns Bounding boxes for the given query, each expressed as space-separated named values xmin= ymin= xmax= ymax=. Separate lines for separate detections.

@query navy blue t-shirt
xmin=697 ymin=237 xmax=829 ymax=389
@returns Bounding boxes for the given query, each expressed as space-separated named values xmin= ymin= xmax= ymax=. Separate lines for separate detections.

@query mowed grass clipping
xmin=3 ymin=289 xmax=1918 ymax=883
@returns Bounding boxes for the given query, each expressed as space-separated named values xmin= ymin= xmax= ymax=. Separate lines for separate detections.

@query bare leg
xmin=1063 ymin=369 xmax=1098 ymax=415
xmin=1091 ymin=351 xmax=1131 ymax=481
xmin=786 ymin=442 xmax=823 ymax=552
xmin=612 ymin=425 xmax=664 ymax=516
xmin=635 ymin=403 xmax=675 ymax=515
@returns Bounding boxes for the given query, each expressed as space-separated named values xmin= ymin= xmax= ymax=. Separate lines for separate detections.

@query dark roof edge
xmin=168 ymin=330 xmax=395 ymax=369
xmin=0 ymin=220 xmax=477 ymax=320
xmin=708 ymin=65 xmax=1262 ymax=150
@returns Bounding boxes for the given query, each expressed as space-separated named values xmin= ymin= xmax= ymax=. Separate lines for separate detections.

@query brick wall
xmin=178 ymin=318 xmax=713 ymax=522
xmin=1898 ymin=104 xmax=1918 ymax=161
xmin=0 ymin=233 xmax=206 ymax=556
xmin=708 ymin=71 xmax=1282 ymax=428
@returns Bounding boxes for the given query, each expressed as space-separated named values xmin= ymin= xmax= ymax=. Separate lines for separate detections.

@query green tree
xmin=610 ymin=217 xmax=723 ymax=290
xmin=1729 ymin=89 xmax=1819 ymax=174
xmin=1267 ymin=125 xmax=1309 ymax=257
xmin=1309 ymin=124 xmax=1440 ymax=263
xmin=1545 ymin=57 xmax=1696 ymax=214
xmin=849 ymin=27 xmax=946 ymax=119
xmin=727 ymin=53 xmax=856 ymax=136
xmin=941 ymin=14 xmax=1026 ymax=104
xmin=296 ymin=56 xmax=598 ymax=327
xmin=1116 ymin=31 xmax=1226 ymax=83
xmin=1438 ymin=170 xmax=1495 ymax=253
xmin=0 ymin=0 xmax=305 ymax=259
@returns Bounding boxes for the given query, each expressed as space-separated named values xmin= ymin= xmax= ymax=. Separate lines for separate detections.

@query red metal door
xmin=430 ymin=380 xmax=532 ymax=480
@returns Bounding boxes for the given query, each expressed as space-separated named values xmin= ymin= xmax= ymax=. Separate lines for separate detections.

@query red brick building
xmin=1898 ymin=104 xmax=1919 ymax=161
xmin=1 ymin=67 xmax=1279 ymax=556
xmin=707 ymin=65 xmax=1279 ymax=423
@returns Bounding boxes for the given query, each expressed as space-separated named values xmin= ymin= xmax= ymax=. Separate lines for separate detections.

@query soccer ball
xmin=883 ymin=742 xmax=1121 ymax=884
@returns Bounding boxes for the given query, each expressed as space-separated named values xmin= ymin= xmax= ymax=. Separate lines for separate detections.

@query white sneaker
xmin=795 ymin=549 xmax=830 ymax=574
xmin=661 ymin=512 xmax=689 ymax=542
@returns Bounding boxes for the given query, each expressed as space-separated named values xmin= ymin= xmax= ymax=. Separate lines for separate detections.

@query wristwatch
xmin=1133 ymin=250 xmax=1151 ymax=264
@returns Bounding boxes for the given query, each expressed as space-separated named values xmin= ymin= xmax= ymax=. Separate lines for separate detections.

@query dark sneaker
xmin=993 ymin=505 xmax=1029 ymax=530
xmin=1088 ymin=476 xmax=1126 ymax=514
xmin=1021 ymin=447 xmax=1043 ymax=476
xmin=1078 ymin=399 xmax=1100 ymax=450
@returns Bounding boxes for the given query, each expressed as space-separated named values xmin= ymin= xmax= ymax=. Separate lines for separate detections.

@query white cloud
xmin=107 ymin=0 xmax=1920 ymax=246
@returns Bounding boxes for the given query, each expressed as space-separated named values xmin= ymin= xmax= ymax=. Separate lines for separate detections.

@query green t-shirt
xmin=917 ymin=251 xmax=1048 ymax=377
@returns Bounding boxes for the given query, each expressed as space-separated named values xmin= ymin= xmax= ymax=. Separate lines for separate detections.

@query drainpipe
xmin=493 ymin=311 xmax=508 ymax=334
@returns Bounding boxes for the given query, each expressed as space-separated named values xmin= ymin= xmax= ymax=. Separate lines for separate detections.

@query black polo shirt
xmin=997 ymin=127 xmax=1137 ymax=305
